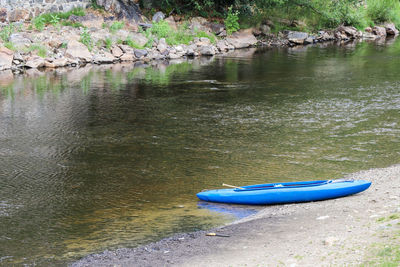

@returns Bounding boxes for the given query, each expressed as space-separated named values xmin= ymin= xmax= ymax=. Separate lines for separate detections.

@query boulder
xmin=165 ymin=16 xmax=177 ymax=30
xmin=157 ymin=38 xmax=168 ymax=53
xmin=96 ymin=0 xmax=142 ymax=22
xmin=287 ymin=31 xmax=309 ymax=44
xmin=134 ymin=49 xmax=148 ymax=58
xmin=8 ymin=9 xmax=29 ymax=22
xmin=130 ymin=32 xmax=148 ymax=47
xmin=111 ymin=45 xmax=123 ymax=57
xmin=152 ymin=11 xmax=165 ymax=23
xmin=120 ymin=53 xmax=135 ymax=61
xmin=25 ymin=56 xmax=45 ymax=69
xmin=189 ymin=17 xmax=210 ymax=33
xmin=304 ymin=36 xmax=315 ymax=44
xmin=226 ymin=29 xmax=258 ymax=49
xmin=259 ymin=24 xmax=271 ymax=35
xmin=9 ymin=33 xmax=32 ymax=49
xmin=0 ymin=47 xmax=13 ymax=71
xmin=363 ymin=32 xmax=378 ymax=40
xmin=69 ymin=14 xmax=104 ymax=29
xmin=93 ymin=52 xmax=116 ymax=64
xmin=208 ymin=23 xmax=225 ymax=35
xmin=373 ymin=26 xmax=386 ymax=37
xmin=337 ymin=26 xmax=359 ymax=38
xmin=216 ymin=40 xmax=229 ymax=51
xmin=385 ymin=23 xmax=399 ymax=35
xmin=198 ymin=45 xmax=215 ymax=56
xmin=65 ymin=40 xmax=92 ymax=62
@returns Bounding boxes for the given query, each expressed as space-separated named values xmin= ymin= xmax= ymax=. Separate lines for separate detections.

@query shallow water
xmin=1 ymin=39 xmax=400 ymax=265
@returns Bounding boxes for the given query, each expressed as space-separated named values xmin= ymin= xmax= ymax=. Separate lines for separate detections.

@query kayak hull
xmin=196 ymin=180 xmax=371 ymax=205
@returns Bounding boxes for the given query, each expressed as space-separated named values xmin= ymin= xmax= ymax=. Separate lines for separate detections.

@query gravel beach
xmin=71 ymin=165 xmax=400 ymax=267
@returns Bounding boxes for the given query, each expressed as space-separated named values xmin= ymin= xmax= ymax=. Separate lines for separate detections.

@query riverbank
xmin=71 ymin=165 xmax=400 ymax=266
xmin=0 ymin=6 xmax=399 ymax=74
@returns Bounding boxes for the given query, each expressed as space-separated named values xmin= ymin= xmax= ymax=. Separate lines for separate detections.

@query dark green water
xmin=1 ymin=39 xmax=400 ymax=265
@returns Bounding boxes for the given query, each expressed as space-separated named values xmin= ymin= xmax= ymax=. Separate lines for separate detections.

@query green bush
xmin=225 ymin=6 xmax=239 ymax=35
xmin=32 ymin=7 xmax=85 ymax=31
xmin=0 ymin=24 xmax=14 ymax=42
xmin=366 ymin=0 xmax=400 ymax=26
xmin=109 ymin=21 xmax=125 ymax=33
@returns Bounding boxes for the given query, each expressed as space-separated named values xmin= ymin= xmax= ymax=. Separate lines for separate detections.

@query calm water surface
xmin=1 ymin=39 xmax=400 ymax=265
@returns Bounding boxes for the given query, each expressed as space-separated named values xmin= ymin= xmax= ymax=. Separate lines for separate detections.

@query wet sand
xmin=71 ymin=165 xmax=400 ymax=267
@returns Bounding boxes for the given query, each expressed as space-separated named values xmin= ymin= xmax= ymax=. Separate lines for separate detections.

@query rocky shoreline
xmin=0 ymin=7 xmax=399 ymax=74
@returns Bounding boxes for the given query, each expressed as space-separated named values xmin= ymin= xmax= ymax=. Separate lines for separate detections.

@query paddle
xmin=222 ymin=183 xmax=244 ymax=190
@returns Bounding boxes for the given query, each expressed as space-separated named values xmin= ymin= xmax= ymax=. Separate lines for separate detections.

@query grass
xmin=32 ymin=7 xmax=85 ymax=31
xmin=26 ymin=44 xmax=48 ymax=58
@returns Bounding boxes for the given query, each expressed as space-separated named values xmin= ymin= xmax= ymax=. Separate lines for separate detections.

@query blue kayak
xmin=196 ymin=179 xmax=371 ymax=205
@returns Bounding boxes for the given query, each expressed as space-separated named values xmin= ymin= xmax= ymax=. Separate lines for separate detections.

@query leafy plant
xmin=80 ymin=29 xmax=93 ymax=51
xmin=195 ymin=30 xmax=216 ymax=44
xmin=225 ymin=6 xmax=239 ymax=35
xmin=104 ymin=37 xmax=113 ymax=50
xmin=33 ymin=16 xmax=46 ymax=31
xmin=90 ymin=0 xmax=105 ymax=11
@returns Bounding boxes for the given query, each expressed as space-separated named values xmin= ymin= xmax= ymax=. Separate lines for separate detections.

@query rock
xmin=260 ymin=24 xmax=271 ymax=35
xmin=208 ymin=23 xmax=225 ymax=35
xmin=157 ymin=38 xmax=168 ymax=53
xmin=385 ymin=23 xmax=399 ymax=35
xmin=165 ymin=16 xmax=177 ymax=30
xmin=189 ymin=17 xmax=210 ymax=33
xmin=13 ymin=52 xmax=24 ymax=62
xmin=65 ymin=40 xmax=92 ymax=63
xmin=120 ymin=53 xmax=135 ymax=61
xmin=25 ymin=56 xmax=45 ymax=69
xmin=216 ymin=40 xmax=229 ymax=51
xmin=93 ymin=52 xmax=116 ymax=64
xmin=0 ymin=8 xmax=7 ymax=23
xmin=186 ymin=48 xmax=195 ymax=56
xmin=134 ymin=49 xmax=148 ymax=58
xmin=169 ymin=53 xmax=181 ymax=59
xmin=69 ymin=14 xmax=104 ymax=29
xmin=199 ymin=46 xmax=215 ymax=56
xmin=316 ymin=215 xmax=329 ymax=220
xmin=226 ymin=29 xmax=258 ymax=49
xmin=0 ymin=47 xmax=13 ymax=71
xmin=287 ymin=31 xmax=309 ymax=44
xmin=96 ymin=0 xmax=142 ymax=22
xmin=363 ymin=32 xmax=377 ymax=40
xmin=52 ymin=58 xmax=69 ymax=67
xmin=175 ymin=45 xmax=184 ymax=53
xmin=130 ymin=32 xmax=148 ymax=47
xmin=111 ymin=45 xmax=123 ymax=57
xmin=8 ymin=9 xmax=29 ymax=22
xmin=304 ymin=36 xmax=315 ymax=44
xmin=319 ymin=31 xmax=334 ymax=41
xmin=152 ymin=11 xmax=165 ymax=23
xmin=337 ymin=26 xmax=358 ymax=38
xmin=218 ymin=30 xmax=227 ymax=37
xmin=365 ymin=27 xmax=373 ymax=33
xmin=373 ymin=26 xmax=386 ymax=37
xmin=9 ymin=33 xmax=32 ymax=49
xmin=48 ymin=39 xmax=63 ymax=49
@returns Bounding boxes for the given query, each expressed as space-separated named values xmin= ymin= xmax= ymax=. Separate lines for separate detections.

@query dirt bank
xmin=71 ymin=165 xmax=400 ymax=266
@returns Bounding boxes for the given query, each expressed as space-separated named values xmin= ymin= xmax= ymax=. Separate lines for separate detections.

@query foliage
xmin=80 ymin=29 xmax=93 ymax=51
xmin=104 ymin=37 xmax=113 ymax=50
xmin=225 ymin=6 xmax=239 ymax=35
xmin=27 ymin=44 xmax=47 ymax=58
xmin=125 ymin=37 xmax=143 ymax=49
xmin=109 ymin=21 xmax=125 ymax=34
xmin=0 ymin=23 xmax=14 ymax=42
xmin=90 ymin=0 xmax=105 ymax=11
xmin=366 ymin=0 xmax=400 ymax=26
xmin=32 ymin=8 xmax=85 ymax=31
xmin=195 ymin=30 xmax=216 ymax=44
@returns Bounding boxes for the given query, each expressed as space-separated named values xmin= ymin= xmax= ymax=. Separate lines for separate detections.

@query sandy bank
xmin=71 ymin=165 xmax=400 ymax=266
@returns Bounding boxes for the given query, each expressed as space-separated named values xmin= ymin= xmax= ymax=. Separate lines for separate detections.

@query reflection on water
xmin=1 ymin=39 xmax=400 ymax=265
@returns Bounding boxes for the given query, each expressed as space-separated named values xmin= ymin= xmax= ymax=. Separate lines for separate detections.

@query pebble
xmin=316 ymin=215 xmax=330 ymax=220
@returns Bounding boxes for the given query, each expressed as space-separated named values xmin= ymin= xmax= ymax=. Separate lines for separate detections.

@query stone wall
xmin=0 ymin=0 xmax=91 ymax=22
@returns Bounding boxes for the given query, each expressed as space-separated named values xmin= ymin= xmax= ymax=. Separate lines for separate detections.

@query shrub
xmin=0 ymin=24 xmax=14 ymax=42
xmin=125 ymin=37 xmax=143 ymax=49
xmin=27 ymin=44 xmax=48 ymax=58
xmin=225 ymin=6 xmax=239 ymax=35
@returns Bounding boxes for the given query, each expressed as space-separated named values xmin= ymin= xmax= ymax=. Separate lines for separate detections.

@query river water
xmin=1 ymin=39 xmax=400 ymax=265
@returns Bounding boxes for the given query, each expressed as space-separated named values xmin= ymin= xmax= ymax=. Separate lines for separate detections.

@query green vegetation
xmin=109 ymin=21 xmax=125 ymax=34
xmin=225 ymin=6 xmax=239 ymax=35
xmin=80 ymin=29 xmax=93 ymax=51
xmin=32 ymin=7 xmax=85 ymax=31
xmin=0 ymin=23 xmax=14 ymax=42
xmin=27 ymin=44 xmax=48 ymax=58
xmin=125 ymin=37 xmax=144 ymax=49
xmin=146 ymin=0 xmax=400 ymax=33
